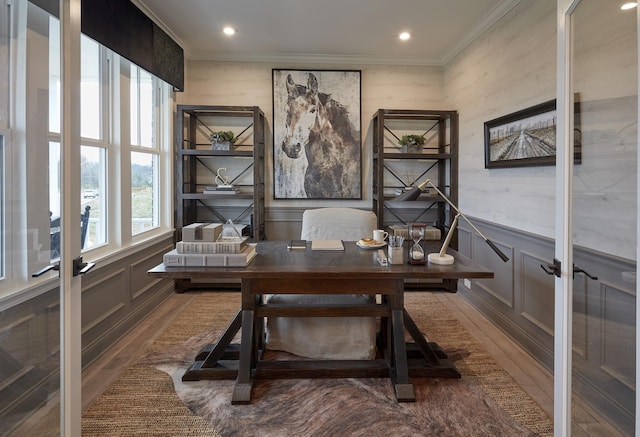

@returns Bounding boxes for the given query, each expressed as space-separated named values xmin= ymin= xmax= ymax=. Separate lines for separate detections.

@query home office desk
xmin=148 ymin=241 xmax=493 ymax=404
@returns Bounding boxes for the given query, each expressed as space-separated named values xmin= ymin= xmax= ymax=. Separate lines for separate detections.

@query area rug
xmin=82 ymin=292 xmax=553 ymax=437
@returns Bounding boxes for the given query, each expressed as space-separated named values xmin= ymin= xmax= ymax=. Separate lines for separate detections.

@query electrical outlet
xmin=463 ymin=278 xmax=471 ymax=289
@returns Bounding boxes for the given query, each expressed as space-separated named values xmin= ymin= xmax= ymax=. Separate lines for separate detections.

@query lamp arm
xmin=423 ymin=180 xmax=510 ymax=262
xmin=439 ymin=213 xmax=460 ymax=257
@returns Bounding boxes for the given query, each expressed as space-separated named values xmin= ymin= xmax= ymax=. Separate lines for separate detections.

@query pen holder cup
xmin=388 ymin=246 xmax=404 ymax=265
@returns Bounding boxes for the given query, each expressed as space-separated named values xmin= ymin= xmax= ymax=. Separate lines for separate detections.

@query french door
xmin=556 ymin=1 xmax=638 ymax=436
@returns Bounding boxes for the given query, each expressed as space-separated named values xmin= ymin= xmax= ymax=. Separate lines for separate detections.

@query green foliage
xmin=399 ymin=134 xmax=426 ymax=146
xmin=131 ymin=163 xmax=153 ymax=189
xmin=210 ymin=131 xmax=236 ymax=143
xmin=81 ymin=155 xmax=100 ymax=189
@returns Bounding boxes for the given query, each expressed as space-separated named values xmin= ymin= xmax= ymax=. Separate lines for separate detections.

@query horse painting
xmin=274 ymin=71 xmax=361 ymax=199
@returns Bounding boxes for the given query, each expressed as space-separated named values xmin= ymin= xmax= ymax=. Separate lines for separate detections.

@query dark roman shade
xmin=30 ymin=0 xmax=184 ymax=91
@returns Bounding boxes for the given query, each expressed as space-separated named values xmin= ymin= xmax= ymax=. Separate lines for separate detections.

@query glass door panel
xmin=571 ymin=1 xmax=637 ymax=434
xmin=1 ymin=2 xmax=61 ymax=435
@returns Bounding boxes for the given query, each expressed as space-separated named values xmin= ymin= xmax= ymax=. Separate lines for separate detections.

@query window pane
xmin=48 ymin=144 xmax=106 ymax=259
xmin=130 ymin=67 xmax=138 ymax=145
xmin=81 ymin=145 xmax=106 ymax=248
xmin=0 ymin=6 xmax=8 ymax=130
xmin=81 ymin=36 xmax=100 ymax=139
xmin=0 ymin=135 xmax=4 ymax=277
xmin=48 ymin=142 xmax=60 ymax=259
xmin=48 ymin=17 xmax=60 ymax=133
xmin=130 ymin=66 xmax=154 ymax=148
xmin=131 ymin=151 xmax=158 ymax=234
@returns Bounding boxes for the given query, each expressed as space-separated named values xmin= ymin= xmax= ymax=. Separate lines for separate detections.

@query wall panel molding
xmin=458 ymin=216 xmax=635 ymax=432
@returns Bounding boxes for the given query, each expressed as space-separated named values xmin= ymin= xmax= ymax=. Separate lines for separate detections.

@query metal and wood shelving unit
xmin=372 ymin=109 xmax=459 ymax=290
xmin=176 ymin=105 xmax=266 ymax=242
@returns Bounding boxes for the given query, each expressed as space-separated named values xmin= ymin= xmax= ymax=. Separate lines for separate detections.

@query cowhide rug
xmin=139 ymin=328 xmax=544 ymax=437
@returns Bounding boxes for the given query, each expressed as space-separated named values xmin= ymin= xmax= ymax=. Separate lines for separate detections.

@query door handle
xmin=73 ymin=256 xmax=96 ymax=276
xmin=540 ymin=258 xmax=598 ymax=280
xmin=32 ymin=256 xmax=95 ymax=277
xmin=541 ymin=258 xmax=561 ymax=278
xmin=32 ymin=263 xmax=59 ymax=277
xmin=572 ymin=266 xmax=598 ymax=281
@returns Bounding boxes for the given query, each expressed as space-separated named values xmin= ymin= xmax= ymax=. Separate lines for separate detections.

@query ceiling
xmin=133 ymin=0 xmax=522 ymax=66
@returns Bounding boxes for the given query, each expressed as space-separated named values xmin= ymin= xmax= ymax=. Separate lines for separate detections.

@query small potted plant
xmin=399 ymin=134 xmax=425 ymax=153
xmin=210 ymin=131 xmax=236 ymax=151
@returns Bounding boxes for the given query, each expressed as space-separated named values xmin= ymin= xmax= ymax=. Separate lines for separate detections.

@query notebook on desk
xmin=311 ymin=240 xmax=344 ymax=251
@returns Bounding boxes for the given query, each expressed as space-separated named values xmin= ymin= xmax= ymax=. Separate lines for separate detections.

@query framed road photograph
xmin=272 ymin=69 xmax=362 ymax=199
xmin=484 ymin=100 xmax=557 ymax=169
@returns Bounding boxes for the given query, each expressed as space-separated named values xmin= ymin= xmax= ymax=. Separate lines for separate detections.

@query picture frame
xmin=272 ymin=69 xmax=362 ymax=199
xmin=484 ymin=99 xmax=560 ymax=169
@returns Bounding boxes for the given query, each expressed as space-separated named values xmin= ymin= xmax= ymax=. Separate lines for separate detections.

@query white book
xmin=163 ymin=245 xmax=257 ymax=267
xmin=311 ymin=240 xmax=344 ymax=251
xmin=176 ymin=237 xmax=248 ymax=254
xmin=182 ymin=223 xmax=223 ymax=242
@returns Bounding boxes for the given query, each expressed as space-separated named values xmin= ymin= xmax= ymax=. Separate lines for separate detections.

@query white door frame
xmin=555 ymin=1 xmax=578 ymax=436
xmin=59 ymin=0 xmax=82 ymax=435
xmin=636 ymin=5 xmax=640 ymax=436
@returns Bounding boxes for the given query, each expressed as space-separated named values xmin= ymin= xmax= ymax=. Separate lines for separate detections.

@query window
xmin=48 ymin=25 xmax=108 ymax=258
xmin=79 ymin=36 xmax=107 ymax=249
xmin=1 ymin=2 xmax=172 ymax=297
xmin=81 ymin=146 xmax=106 ymax=248
xmin=130 ymin=66 xmax=160 ymax=234
xmin=130 ymin=67 xmax=154 ymax=148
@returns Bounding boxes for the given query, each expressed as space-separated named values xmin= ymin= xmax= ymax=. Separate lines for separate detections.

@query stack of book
xmin=203 ymin=185 xmax=240 ymax=195
xmin=389 ymin=224 xmax=441 ymax=240
xmin=164 ymin=222 xmax=256 ymax=267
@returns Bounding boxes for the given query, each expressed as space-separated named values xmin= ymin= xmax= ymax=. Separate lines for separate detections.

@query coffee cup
xmin=373 ymin=229 xmax=389 ymax=244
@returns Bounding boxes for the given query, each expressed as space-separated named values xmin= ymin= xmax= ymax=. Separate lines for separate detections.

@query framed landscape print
xmin=484 ymin=100 xmax=558 ymax=169
xmin=272 ymin=69 xmax=362 ymax=199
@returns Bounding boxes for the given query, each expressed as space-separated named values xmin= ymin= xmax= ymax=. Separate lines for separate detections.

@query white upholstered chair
xmin=265 ymin=208 xmax=378 ymax=360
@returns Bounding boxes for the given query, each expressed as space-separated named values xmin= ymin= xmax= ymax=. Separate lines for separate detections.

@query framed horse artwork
xmin=273 ymin=69 xmax=362 ymax=199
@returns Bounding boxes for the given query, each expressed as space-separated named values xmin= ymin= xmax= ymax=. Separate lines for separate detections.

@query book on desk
xmin=163 ymin=244 xmax=257 ymax=267
xmin=310 ymin=240 xmax=344 ymax=251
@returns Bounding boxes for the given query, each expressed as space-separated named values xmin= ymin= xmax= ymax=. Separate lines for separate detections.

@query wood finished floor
xmin=81 ymin=290 xmax=622 ymax=436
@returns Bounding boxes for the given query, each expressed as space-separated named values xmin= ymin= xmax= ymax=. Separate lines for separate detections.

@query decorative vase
xmin=212 ymin=140 xmax=233 ymax=151
xmin=401 ymin=143 xmax=422 ymax=153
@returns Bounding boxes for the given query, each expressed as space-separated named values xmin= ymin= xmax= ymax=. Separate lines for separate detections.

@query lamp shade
xmin=391 ymin=180 xmax=429 ymax=201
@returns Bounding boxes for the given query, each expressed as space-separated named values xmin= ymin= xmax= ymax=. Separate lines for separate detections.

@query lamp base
xmin=428 ymin=252 xmax=454 ymax=265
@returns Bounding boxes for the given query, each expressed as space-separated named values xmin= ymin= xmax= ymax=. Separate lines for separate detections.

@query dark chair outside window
xmin=49 ymin=205 xmax=91 ymax=259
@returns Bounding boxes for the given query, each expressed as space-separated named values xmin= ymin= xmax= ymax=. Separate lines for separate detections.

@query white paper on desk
xmin=311 ymin=240 xmax=344 ymax=251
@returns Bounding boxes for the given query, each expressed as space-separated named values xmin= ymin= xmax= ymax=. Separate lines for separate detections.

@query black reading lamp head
xmin=392 ymin=180 xmax=429 ymax=202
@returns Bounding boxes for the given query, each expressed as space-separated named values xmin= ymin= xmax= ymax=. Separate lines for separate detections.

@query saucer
xmin=356 ymin=240 xmax=387 ymax=249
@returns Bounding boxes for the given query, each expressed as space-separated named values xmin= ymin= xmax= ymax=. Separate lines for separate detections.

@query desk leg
xmin=182 ymin=309 xmax=242 ymax=381
xmin=391 ymin=309 xmax=415 ymax=402
xmin=403 ymin=309 xmax=461 ymax=378
xmin=232 ymin=309 xmax=255 ymax=404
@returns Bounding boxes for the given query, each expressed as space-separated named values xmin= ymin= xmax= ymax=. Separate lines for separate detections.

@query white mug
xmin=373 ymin=229 xmax=389 ymax=243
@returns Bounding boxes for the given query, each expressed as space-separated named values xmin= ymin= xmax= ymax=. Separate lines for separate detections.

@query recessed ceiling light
xmin=399 ymin=32 xmax=411 ymax=41
xmin=223 ymin=26 xmax=236 ymax=36
xmin=621 ymin=2 xmax=638 ymax=10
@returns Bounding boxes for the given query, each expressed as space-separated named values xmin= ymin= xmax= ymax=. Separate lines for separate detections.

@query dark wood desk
xmin=148 ymin=241 xmax=493 ymax=404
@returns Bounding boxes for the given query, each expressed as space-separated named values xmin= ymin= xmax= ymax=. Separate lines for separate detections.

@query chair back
xmin=301 ymin=208 xmax=377 ymax=241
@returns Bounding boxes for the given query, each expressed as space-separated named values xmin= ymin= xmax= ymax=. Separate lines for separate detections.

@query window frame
xmin=0 ymin=4 xmax=174 ymax=299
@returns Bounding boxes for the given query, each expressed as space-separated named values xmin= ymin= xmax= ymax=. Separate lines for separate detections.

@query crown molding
xmin=440 ymin=0 xmax=526 ymax=65
xmin=187 ymin=51 xmax=443 ymax=67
